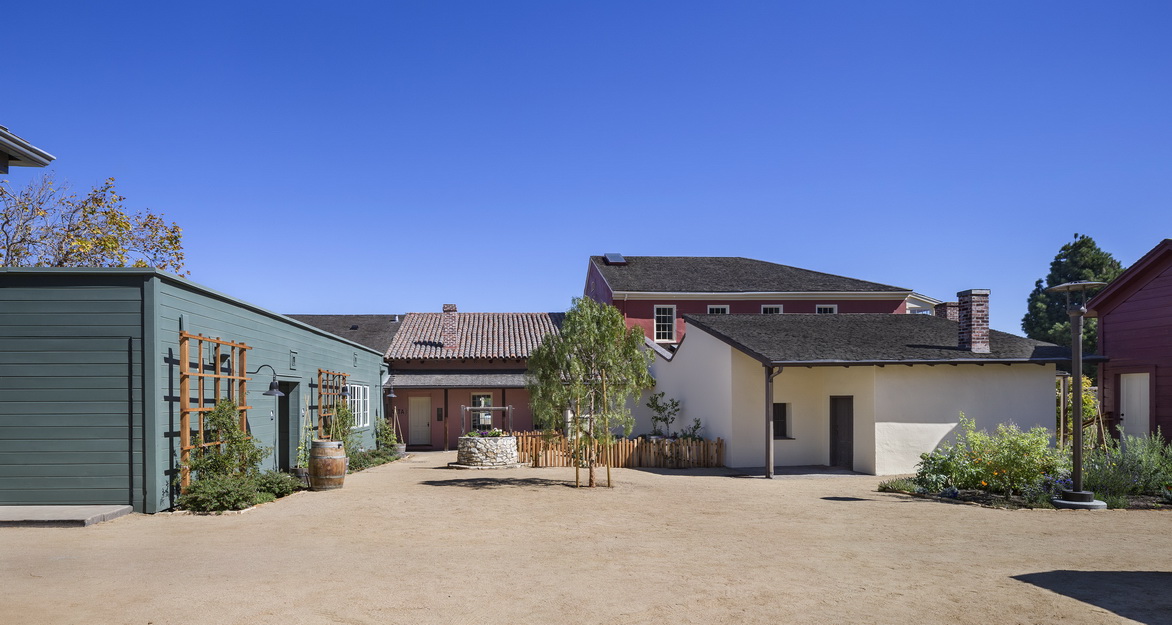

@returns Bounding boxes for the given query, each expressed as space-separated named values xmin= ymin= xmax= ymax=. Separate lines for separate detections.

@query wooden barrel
xmin=309 ymin=440 xmax=347 ymax=491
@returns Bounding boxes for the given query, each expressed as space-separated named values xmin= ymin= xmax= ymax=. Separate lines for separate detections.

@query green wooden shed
xmin=0 ymin=268 xmax=388 ymax=513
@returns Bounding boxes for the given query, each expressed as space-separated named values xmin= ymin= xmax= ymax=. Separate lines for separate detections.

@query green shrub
xmin=375 ymin=415 xmax=398 ymax=449
xmin=328 ymin=401 xmax=360 ymax=457
xmin=1084 ymin=431 xmax=1172 ymax=499
xmin=179 ymin=399 xmax=273 ymax=512
xmin=914 ymin=414 xmax=1060 ymax=496
xmin=255 ymin=470 xmax=304 ymax=498
xmin=878 ymin=477 xmax=917 ymax=493
xmin=177 ymin=474 xmax=260 ymax=512
xmin=348 ymin=448 xmax=398 ymax=472
xmin=1103 ymin=494 xmax=1130 ymax=509
xmin=186 ymin=399 xmax=270 ymax=480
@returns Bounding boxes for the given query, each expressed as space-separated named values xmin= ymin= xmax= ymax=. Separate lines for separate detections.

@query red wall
xmin=388 ymin=387 xmax=536 ymax=450
xmin=1097 ymin=257 xmax=1172 ymax=440
xmin=617 ymin=298 xmax=908 ymax=342
xmin=584 ymin=261 xmax=613 ymax=305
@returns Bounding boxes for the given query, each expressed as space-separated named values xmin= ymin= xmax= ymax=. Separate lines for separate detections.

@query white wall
xmin=761 ymin=366 xmax=876 ymax=471
xmin=872 ymin=364 xmax=1056 ymax=475
xmin=642 ymin=329 xmax=735 ymax=445
xmin=644 ymin=326 xmax=1057 ymax=476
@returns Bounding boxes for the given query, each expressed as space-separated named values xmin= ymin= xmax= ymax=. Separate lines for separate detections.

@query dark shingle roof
xmin=285 ymin=314 xmax=403 ymax=354
xmin=682 ymin=313 xmax=1070 ymax=365
xmin=591 ymin=256 xmax=909 ymax=293
xmin=388 ymin=369 xmax=530 ymax=388
xmin=386 ymin=312 xmax=563 ymax=360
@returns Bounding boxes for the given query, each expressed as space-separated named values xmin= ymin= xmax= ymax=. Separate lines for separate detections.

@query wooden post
xmin=764 ymin=365 xmax=781 ymax=478
xmin=179 ymin=334 xmax=191 ymax=488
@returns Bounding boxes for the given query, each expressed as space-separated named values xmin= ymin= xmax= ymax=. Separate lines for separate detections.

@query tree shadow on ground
xmin=1013 ymin=570 xmax=1172 ymax=625
xmin=420 ymin=477 xmax=576 ymax=490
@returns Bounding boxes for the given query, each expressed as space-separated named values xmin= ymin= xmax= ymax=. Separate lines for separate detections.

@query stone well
xmin=449 ymin=436 xmax=522 ymax=469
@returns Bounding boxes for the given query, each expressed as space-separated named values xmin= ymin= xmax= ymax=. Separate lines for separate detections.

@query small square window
xmin=816 ymin=305 xmax=838 ymax=314
xmin=707 ymin=305 xmax=729 ymax=314
xmin=761 ymin=306 xmax=782 ymax=314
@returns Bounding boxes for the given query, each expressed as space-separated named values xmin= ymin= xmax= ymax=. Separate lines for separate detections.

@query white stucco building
xmin=639 ymin=290 xmax=1067 ymax=475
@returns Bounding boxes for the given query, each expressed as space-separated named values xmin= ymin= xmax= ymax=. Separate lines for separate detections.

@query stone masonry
xmin=454 ymin=436 xmax=519 ymax=468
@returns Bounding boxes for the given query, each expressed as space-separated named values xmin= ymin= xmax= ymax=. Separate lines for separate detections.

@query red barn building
xmin=1089 ymin=239 xmax=1172 ymax=440
xmin=584 ymin=254 xmax=915 ymax=344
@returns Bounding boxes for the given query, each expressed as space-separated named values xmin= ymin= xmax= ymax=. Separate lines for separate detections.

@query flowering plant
xmin=466 ymin=428 xmax=505 ymax=438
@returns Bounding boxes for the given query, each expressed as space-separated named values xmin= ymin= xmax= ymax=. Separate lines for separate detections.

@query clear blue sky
xmin=6 ymin=2 xmax=1171 ymax=333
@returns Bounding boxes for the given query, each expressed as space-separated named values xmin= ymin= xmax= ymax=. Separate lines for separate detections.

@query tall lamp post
xmin=1046 ymin=280 xmax=1107 ymax=510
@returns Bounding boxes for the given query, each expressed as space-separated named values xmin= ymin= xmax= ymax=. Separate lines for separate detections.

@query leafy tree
xmin=1022 ymin=233 xmax=1123 ymax=376
xmin=527 ymin=297 xmax=654 ymax=487
xmin=0 ymin=173 xmax=186 ymax=273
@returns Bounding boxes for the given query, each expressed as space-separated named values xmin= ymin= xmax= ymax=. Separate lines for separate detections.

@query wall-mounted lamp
xmin=339 ymin=384 xmax=350 ymax=399
xmin=248 ymin=364 xmax=285 ymax=397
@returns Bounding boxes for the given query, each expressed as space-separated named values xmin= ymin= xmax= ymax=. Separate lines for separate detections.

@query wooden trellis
xmin=317 ymin=368 xmax=349 ymax=438
xmin=178 ymin=332 xmax=252 ymax=489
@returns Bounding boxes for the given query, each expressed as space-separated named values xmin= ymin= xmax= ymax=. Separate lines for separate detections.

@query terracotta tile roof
xmin=386 ymin=312 xmax=564 ymax=360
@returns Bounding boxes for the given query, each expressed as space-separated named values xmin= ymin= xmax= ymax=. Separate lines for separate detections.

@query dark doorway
xmin=829 ymin=396 xmax=854 ymax=470
xmin=276 ymin=382 xmax=299 ymax=471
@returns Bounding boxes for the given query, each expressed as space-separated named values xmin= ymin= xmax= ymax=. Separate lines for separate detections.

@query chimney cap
xmin=442 ymin=304 xmax=457 ymax=313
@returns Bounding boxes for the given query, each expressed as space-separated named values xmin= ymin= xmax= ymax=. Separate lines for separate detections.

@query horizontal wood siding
xmin=1099 ymin=258 xmax=1172 ymax=439
xmin=153 ymin=281 xmax=386 ymax=512
xmin=0 ymin=306 xmax=144 ymax=510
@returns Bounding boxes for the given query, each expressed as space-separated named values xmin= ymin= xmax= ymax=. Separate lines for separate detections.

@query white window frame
xmin=347 ymin=384 xmax=371 ymax=428
xmin=707 ymin=305 xmax=730 ymax=314
xmin=815 ymin=304 xmax=838 ymax=314
xmin=761 ymin=305 xmax=782 ymax=314
xmin=654 ymin=305 xmax=676 ymax=342
xmin=470 ymin=392 xmax=494 ymax=430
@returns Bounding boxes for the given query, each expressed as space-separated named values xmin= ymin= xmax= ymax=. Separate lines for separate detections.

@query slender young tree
xmin=527 ymin=297 xmax=654 ymax=487
xmin=0 ymin=173 xmax=186 ymax=273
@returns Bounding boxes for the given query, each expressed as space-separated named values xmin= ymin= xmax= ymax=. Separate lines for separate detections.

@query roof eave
xmin=0 ymin=127 xmax=55 ymax=167
xmin=613 ymin=290 xmax=914 ymax=300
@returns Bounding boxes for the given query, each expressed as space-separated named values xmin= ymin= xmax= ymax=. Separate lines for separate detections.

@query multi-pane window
xmin=772 ymin=403 xmax=790 ymax=439
xmin=816 ymin=305 xmax=838 ymax=314
xmin=761 ymin=306 xmax=782 ymax=314
xmin=707 ymin=305 xmax=730 ymax=314
xmin=347 ymin=384 xmax=371 ymax=428
xmin=471 ymin=393 xmax=493 ymax=430
xmin=654 ymin=306 xmax=676 ymax=342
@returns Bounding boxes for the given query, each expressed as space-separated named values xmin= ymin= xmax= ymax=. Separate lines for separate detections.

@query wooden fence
xmin=511 ymin=431 xmax=724 ymax=469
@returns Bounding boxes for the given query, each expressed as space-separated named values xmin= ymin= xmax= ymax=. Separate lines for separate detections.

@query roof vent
xmin=603 ymin=253 xmax=627 ymax=266
xmin=350 ymin=324 xmax=359 ymax=331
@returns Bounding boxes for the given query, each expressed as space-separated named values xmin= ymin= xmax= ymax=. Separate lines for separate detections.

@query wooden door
xmin=1120 ymin=373 xmax=1151 ymax=439
xmin=408 ymin=396 xmax=432 ymax=445
xmin=829 ymin=396 xmax=854 ymax=470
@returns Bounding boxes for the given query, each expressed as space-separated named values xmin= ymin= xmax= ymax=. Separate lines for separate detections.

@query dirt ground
xmin=2 ymin=452 xmax=1169 ymax=625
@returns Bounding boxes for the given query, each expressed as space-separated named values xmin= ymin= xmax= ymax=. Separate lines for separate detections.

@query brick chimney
xmin=441 ymin=304 xmax=459 ymax=350
xmin=957 ymin=289 xmax=990 ymax=353
xmin=934 ymin=301 xmax=959 ymax=322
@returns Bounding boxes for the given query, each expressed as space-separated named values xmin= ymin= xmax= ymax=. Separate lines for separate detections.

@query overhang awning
xmin=387 ymin=369 xmax=529 ymax=389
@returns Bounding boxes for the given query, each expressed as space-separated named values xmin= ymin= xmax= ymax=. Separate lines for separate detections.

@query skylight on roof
xmin=604 ymin=253 xmax=627 ymax=265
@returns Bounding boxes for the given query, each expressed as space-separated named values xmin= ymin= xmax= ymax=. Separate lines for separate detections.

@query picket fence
xmin=510 ymin=431 xmax=724 ymax=469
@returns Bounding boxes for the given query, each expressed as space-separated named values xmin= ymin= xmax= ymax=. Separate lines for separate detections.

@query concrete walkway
xmin=0 ymin=505 xmax=133 ymax=527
